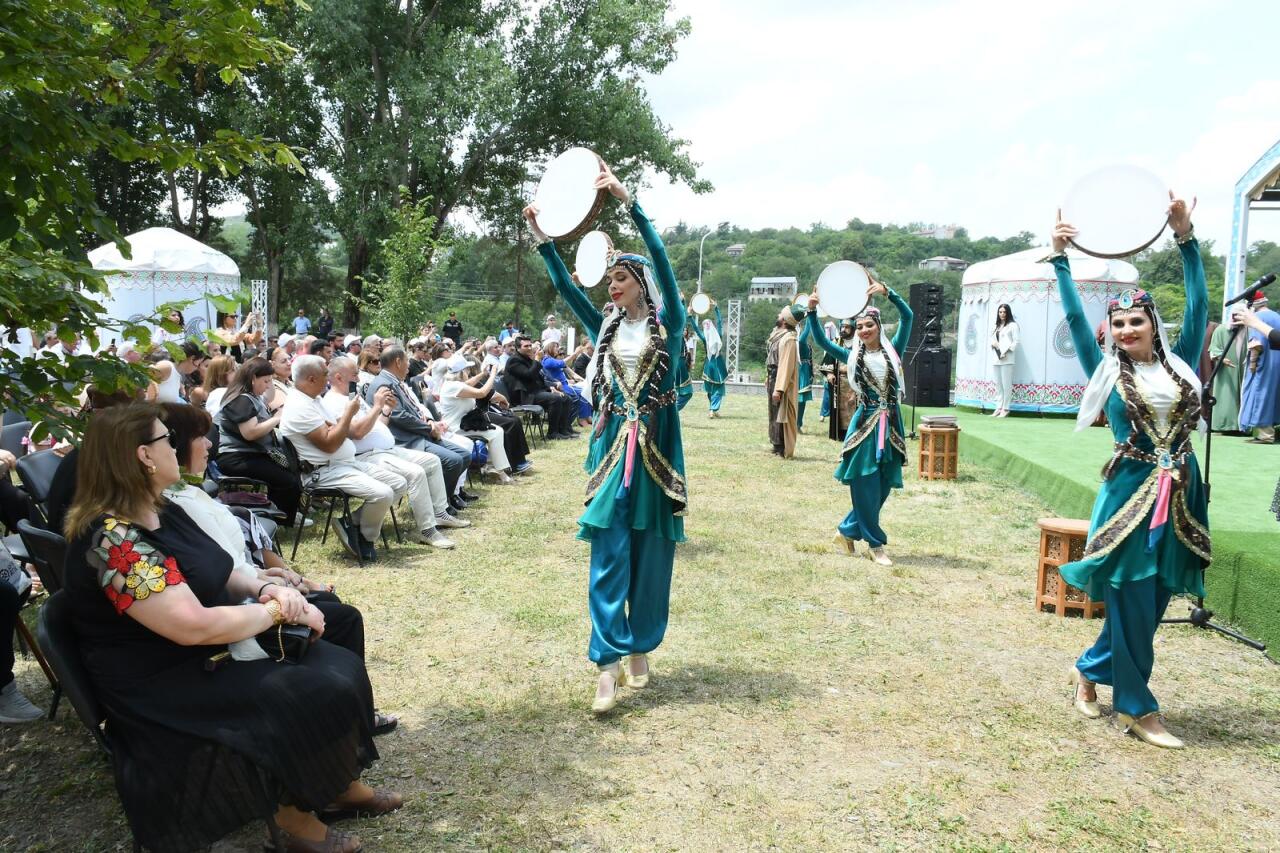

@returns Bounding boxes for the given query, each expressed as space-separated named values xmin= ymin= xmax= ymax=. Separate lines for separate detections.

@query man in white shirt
xmin=280 ymin=355 xmax=394 ymax=561
xmin=322 ymin=357 xmax=466 ymax=548
xmin=540 ymin=314 xmax=563 ymax=347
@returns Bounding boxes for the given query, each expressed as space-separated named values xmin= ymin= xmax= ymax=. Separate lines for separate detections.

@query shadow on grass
xmin=1164 ymin=702 xmax=1280 ymax=747
xmin=618 ymin=663 xmax=807 ymax=712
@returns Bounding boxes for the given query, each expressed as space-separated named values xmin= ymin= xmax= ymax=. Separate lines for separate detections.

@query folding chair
xmin=1 ymin=420 xmax=31 ymax=459
xmin=16 ymin=448 xmax=63 ymax=525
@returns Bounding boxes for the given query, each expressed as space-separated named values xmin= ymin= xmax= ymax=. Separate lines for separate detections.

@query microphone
xmin=1224 ymin=272 xmax=1276 ymax=306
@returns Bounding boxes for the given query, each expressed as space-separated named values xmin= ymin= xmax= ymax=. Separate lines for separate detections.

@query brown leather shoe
xmin=322 ymin=789 xmax=405 ymax=821
xmin=265 ymin=825 xmax=361 ymax=853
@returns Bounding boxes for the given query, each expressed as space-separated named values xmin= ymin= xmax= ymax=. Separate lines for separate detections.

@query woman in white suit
xmin=990 ymin=303 xmax=1019 ymax=417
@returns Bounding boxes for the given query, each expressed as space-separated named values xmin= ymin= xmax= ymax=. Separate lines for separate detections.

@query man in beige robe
xmin=766 ymin=304 xmax=804 ymax=458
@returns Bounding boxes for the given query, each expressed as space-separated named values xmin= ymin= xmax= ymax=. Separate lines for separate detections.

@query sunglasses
xmin=142 ymin=428 xmax=177 ymax=450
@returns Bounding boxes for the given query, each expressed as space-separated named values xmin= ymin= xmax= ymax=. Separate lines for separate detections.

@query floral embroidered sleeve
xmin=85 ymin=517 xmax=185 ymax=614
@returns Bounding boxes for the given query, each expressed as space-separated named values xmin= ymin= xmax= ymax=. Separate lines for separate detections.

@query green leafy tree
xmin=0 ymin=0 xmax=301 ymax=437
xmin=362 ymin=193 xmax=446 ymax=341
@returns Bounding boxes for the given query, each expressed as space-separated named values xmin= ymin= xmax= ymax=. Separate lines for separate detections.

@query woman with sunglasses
xmin=63 ymin=404 xmax=401 ymax=852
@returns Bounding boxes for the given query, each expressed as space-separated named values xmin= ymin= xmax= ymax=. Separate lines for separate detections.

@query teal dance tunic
xmin=537 ymin=201 xmax=687 ymax=544
xmin=797 ymin=321 xmax=815 ymax=404
xmin=690 ymin=306 xmax=728 ymax=385
xmin=805 ymin=290 xmax=914 ymax=484
xmin=1054 ymin=240 xmax=1210 ymax=601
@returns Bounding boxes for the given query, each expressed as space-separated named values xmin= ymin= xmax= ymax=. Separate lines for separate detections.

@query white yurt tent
xmin=88 ymin=227 xmax=241 ymax=346
xmin=955 ymin=247 xmax=1138 ymax=413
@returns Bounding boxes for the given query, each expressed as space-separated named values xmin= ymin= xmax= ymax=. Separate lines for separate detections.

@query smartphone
xmin=347 ymin=380 xmax=357 ymax=397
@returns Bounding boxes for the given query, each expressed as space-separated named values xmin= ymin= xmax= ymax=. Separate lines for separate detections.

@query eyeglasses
xmin=142 ymin=428 xmax=177 ymax=450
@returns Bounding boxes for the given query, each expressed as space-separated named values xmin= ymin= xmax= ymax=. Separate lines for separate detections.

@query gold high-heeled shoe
xmin=868 ymin=546 xmax=892 ymax=566
xmin=1116 ymin=713 xmax=1184 ymax=748
xmin=1068 ymin=667 xmax=1101 ymax=719
xmin=591 ymin=664 xmax=626 ymax=714
xmin=627 ymin=654 xmax=650 ymax=689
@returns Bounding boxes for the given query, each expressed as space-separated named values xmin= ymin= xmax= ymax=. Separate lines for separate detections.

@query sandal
xmin=322 ymin=789 xmax=405 ymax=822
xmin=372 ymin=710 xmax=398 ymax=736
xmin=264 ymin=825 xmax=361 ymax=853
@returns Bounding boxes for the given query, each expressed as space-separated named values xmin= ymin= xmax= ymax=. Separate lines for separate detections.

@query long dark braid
xmin=645 ymin=298 xmax=671 ymax=392
xmin=588 ymin=288 xmax=671 ymax=414
xmin=589 ymin=310 xmax=624 ymax=410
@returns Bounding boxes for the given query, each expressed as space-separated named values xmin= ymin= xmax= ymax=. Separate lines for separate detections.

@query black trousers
xmin=488 ymin=410 xmax=529 ymax=467
xmin=0 ymin=478 xmax=32 ymax=532
xmin=216 ymin=453 xmax=302 ymax=522
xmin=309 ymin=591 xmax=365 ymax=659
xmin=526 ymin=390 xmax=574 ymax=435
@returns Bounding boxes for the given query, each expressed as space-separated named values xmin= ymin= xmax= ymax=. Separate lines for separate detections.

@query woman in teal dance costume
xmin=1053 ymin=194 xmax=1207 ymax=749
xmin=523 ymin=160 xmax=687 ymax=714
xmin=803 ymin=279 xmax=912 ymax=567
xmin=796 ymin=316 xmax=815 ymax=431
xmin=688 ymin=299 xmax=727 ymax=417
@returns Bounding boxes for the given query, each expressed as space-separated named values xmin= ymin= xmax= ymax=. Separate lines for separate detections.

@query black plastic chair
xmin=18 ymin=518 xmax=67 ymax=596
xmin=36 ymin=591 xmax=284 ymax=851
xmin=1 ymin=420 xmax=30 ymax=459
xmin=282 ymin=439 xmax=397 ymax=566
xmin=16 ymin=447 xmax=63 ymax=525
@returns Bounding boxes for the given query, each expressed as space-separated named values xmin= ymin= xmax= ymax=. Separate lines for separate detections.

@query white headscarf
xmin=1075 ymin=292 xmax=1201 ymax=431
xmin=702 ymin=318 xmax=722 ymax=358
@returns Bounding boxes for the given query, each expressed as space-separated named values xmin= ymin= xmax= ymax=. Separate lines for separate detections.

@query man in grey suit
xmin=366 ymin=345 xmax=475 ymax=509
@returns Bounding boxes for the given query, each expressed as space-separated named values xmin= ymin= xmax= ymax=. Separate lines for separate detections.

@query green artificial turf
xmin=908 ymin=405 xmax=1280 ymax=658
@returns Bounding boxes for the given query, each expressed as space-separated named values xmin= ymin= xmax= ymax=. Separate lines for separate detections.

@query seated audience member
xmin=1 ymin=545 xmax=43 ymax=723
xmin=151 ymin=341 xmax=206 ymax=404
xmin=361 ymin=335 xmax=383 ymax=360
xmin=407 ymin=339 xmax=430 ymax=379
xmin=264 ymin=345 xmax=293 ymax=411
xmin=0 ymin=448 xmax=34 ymax=535
xmin=503 ymin=336 xmax=576 ymax=439
xmin=215 ymin=357 xmax=303 ymax=526
xmin=479 ymin=338 xmax=502 ymax=373
xmin=158 ymin=403 xmax=398 ymax=733
xmin=438 ymin=356 xmax=514 ymax=484
xmin=541 ymin=340 xmax=592 ymax=425
xmin=366 ymin=346 xmax=476 ymax=511
xmin=322 ymin=358 xmax=465 ymax=548
xmin=202 ymin=354 xmax=236 ymax=418
xmin=343 ymin=335 xmax=361 ymax=359
xmin=356 ymin=349 xmax=382 ymax=394
xmin=281 ymin=355 xmax=393 ymax=561
xmin=570 ymin=341 xmax=594 ymax=377
xmin=307 ymin=337 xmax=332 ymax=361
xmin=62 ymin=403 xmax=401 ymax=852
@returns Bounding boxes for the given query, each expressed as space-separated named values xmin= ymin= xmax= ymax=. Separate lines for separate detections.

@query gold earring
xmin=147 ymin=465 xmax=157 ymax=475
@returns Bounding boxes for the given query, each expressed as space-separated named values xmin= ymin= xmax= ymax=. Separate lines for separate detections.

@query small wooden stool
xmin=1035 ymin=518 xmax=1105 ymax=619
xmin=917 ymin=425 xmax=960 ymax=480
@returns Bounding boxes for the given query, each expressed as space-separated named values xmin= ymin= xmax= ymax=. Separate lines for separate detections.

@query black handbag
xmin=256 ymin=622 xmax=313 ymax=663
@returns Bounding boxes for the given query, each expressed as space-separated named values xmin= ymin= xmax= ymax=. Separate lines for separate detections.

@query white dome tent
xmin=88 ymin=227 xmax=241 ymax=345
xmin=954 ymin=247 xmax=1138 ymax=413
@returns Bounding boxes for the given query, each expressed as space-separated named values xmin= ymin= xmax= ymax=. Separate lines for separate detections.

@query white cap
xmin=343 ymin=334 xmax=359 ymax=347
xmin=278 ymin=333 xmax=294 ymax=348
xmin=447 ymin=354 xmax=470 ymax=374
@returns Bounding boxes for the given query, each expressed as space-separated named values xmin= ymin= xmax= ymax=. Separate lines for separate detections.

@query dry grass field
xmin=3 ymin=394 xmax=1280 ymax=851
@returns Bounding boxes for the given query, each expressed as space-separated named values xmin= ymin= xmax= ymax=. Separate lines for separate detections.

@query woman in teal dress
xmin=1053 ymin=196 xmax=1208 ymax=749
xmin=804 ymin=281 xmax=913 ymax=567
xmin=688 ymin=301 xmax=727 ymax=417
xmin=797 ymin=317 xmax=815 ymax=430
xmin=524 ymin=161 xmax=687 ymax=714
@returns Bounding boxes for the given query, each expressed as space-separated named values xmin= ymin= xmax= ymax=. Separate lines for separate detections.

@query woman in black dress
xmin=63 ymin=404 xmax=401 ymax=853
xmin=215 ymin=357 xmax=303 ymax=524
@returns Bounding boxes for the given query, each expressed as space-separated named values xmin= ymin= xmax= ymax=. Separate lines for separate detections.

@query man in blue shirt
xmin=497 ymin=320 xmax=519 ymax=344
xmin=293 ymin=308 xmax=311 ymax=335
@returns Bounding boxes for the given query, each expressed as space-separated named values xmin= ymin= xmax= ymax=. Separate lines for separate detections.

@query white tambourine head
xmin=533 ymin=147 xmax=604 ymax=239
xmin=816 ymin=260 xmax=871 ymax=319
xmin=574 ymin=230 xmax=611 ymax=288
xmin=690 ymin=292 xmax=711 ymax=315
xmin=1061 ymin=165 xmax=1169 ymax=259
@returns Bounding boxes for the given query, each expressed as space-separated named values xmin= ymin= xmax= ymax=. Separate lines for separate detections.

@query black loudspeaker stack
xmin=903 ymin=282 xmax=951 ymax=407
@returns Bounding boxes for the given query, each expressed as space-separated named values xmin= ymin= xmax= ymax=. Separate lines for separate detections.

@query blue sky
xmin=638 ymin=0 xmax=1280 ymax=253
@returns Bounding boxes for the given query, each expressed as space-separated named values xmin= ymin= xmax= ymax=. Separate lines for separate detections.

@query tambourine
xmin=815 ymin=260 xmax=871 ymax=319
xmin=1061 ymin=165 xmax=1169 ymax=259
xmin=574 ymin=230 xmax=613 ymax=288
xmin=690 ymin=292 xmax=711 ymax=315
xmin=532 ymin=147 xmax=609 ymax=241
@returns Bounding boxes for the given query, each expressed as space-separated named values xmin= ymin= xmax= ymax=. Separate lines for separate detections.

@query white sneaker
xmin=435 ymin=513 xmax=471 ymax=529
xmin=293 ymin=514 xmax=315 ymax=528
xmin=413 ymin=528 xmax=455 ymax=549
xmin=0 ymin=680 xmax=44 ymax=723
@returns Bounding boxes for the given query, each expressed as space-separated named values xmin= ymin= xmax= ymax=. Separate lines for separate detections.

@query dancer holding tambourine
xmin=1052 ymin=194 xmax=1208 ymax=749
xmin=803 ymin=279 xmax=913 ymax=567
xmin=523 ymin=161 xmax=687 ymax=715
xmin=688 ymin=299 xmax=727 ymax=417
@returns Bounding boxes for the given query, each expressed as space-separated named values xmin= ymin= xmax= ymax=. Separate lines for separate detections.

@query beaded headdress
xmin=605 ymin=251 xmax=662 ymax=315
xmin=1107 ymin=289 xmax=1154 ymax=315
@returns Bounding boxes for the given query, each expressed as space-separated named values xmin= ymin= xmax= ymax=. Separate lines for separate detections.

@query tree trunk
xmin=268 ymin=255 xmax=283 ymax=337
xmin=344 ymin=235 xmax=368 ymax=329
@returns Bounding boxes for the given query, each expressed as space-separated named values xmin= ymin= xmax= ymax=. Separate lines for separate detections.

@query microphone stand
xmin=1159 ymin=300 xmax=1266 ymax=652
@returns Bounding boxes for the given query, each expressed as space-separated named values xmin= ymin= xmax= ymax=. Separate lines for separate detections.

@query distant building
xmin=726 ymin=243 xmax=746 ymax=259
xmin=912 ymin=225 xmax=959 ymax=240
xmin=749 ymin=276 xmax=798 ymax=303
xmin=918 ymin=256 xmax=969 ymax=272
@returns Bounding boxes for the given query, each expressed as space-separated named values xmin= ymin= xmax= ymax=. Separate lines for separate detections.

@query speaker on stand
xmin=903 ymin=282 xmax=952 ymax=437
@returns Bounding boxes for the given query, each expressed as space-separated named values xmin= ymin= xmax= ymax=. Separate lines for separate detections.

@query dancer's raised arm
xmin=886 ymin=286 xmax=913 ymax=353
xmin=1166 ymin=194 xmax=1206 ymax=365
xmin=1049 ymin=217 xmax=1103 ymax=377
xmin=804 ymin=295 xmax=850 ymax=363
xmin=525 ymin=205 xmax=605 ymax=343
